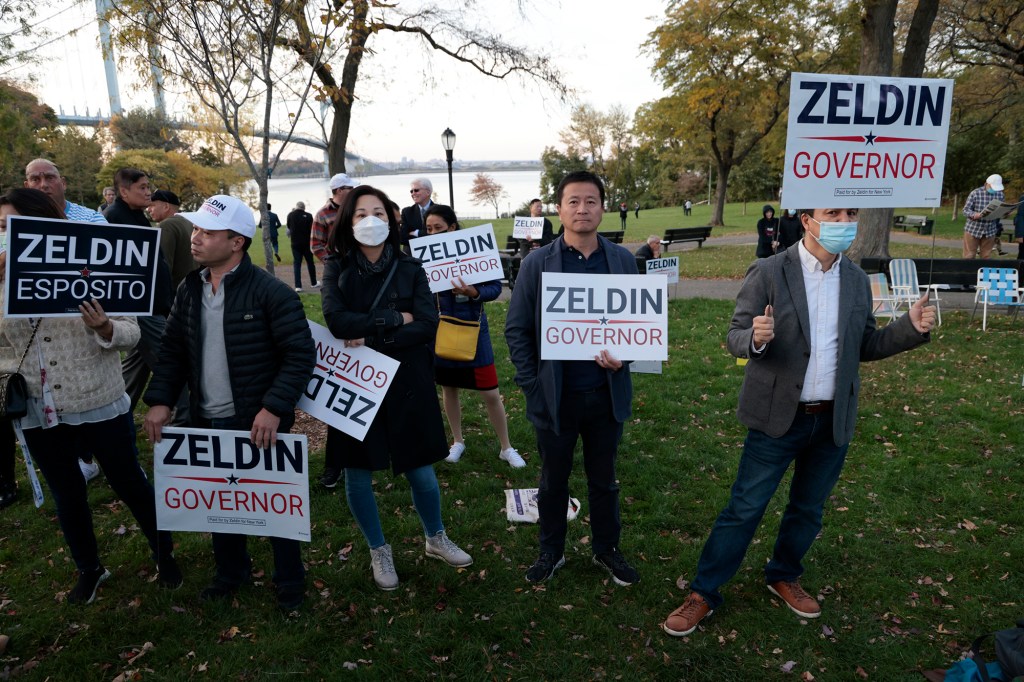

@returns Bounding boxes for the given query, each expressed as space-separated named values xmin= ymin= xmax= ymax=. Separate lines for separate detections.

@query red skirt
xmin=434 ymin=363 xmax=499 ymax=391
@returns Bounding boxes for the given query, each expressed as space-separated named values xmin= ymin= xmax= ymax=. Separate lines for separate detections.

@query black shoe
xmin=0 ymin=481 xmax=17 ymax=509
xmin=158 ymin=555 xmax=183 ymax=589
xmin=199 ymin=578 xmax=239 ymax=601
xmin=68 ymin=566 xmax=111 ymax=604
xmin=525 ymin=553 xmax=565 ymax=583
xmin=277 ymin=584 xmax=305 ymax=610
xmin=275 ymin=253 xmax=282 ymax=262
xmin=592 ymin=549 xmax=639 ymax=586
xmin=319 ymin=467 xmax=342 ymax=488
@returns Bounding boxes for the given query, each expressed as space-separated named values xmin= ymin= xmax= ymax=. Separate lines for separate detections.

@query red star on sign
xmin=79 ymin=267 xmax=91 ymax=277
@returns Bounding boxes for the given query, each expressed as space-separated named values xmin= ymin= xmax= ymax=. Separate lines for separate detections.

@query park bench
xmin=503 ymin=235 xmax=520 ymax=255
xmin=860 ymin=257 xmax=1022 ymax=291
xmin=661 ymin=226 xmax=713 ymax=251
xmin=891 ymin=214 xmax=934 ymax=235
xmin=598 ymin=230 xmax=625 ymax=243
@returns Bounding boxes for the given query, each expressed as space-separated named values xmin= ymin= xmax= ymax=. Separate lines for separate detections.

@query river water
xmin=264 ymin=169 xmax=545 ymax=220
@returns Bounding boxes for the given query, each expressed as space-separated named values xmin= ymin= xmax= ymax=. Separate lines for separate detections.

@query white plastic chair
xmin=888 ymin=259 xmax=942 ymax=326
xmin=971 ymin=268 xmax=1024 ymax=331
xmin=867 ymin=273 xmax=904 ymax=323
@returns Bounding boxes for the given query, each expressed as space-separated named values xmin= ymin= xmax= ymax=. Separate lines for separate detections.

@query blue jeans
xmin=535 ymin=389 xmax=623 ymax=556
xmin=25 ymin=410 xmax=174 ymax=572
xmin=344 ymin=465 xmax=443 ymax=549
xmin=197 ymin=416 xmax=305 ymax=589
xmin=691 ymin=411 xmax=849 ymax=610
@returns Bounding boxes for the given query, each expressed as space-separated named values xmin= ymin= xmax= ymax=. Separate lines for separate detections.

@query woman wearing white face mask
xmin=320 ymin=185 xmax=472 ymax=591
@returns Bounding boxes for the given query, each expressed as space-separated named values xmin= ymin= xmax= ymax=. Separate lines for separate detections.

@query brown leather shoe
xmin=767 ymin=580 xmax=821 ymax=618
xmin=663 ymin=592 xmax=712 ymax=637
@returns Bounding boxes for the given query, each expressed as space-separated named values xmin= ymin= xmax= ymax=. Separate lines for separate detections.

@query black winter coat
xmin=144 ymin=253 xmax=315 ymax=431
xmin=103 ymin=197 xmax=174 ymax=315
xmin=321 ymin=250 xmax=447 ymax=474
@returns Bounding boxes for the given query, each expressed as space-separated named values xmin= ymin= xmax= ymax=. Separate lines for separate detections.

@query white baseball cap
xmin=986 ymin=174 xmax=1004 ymax=191
xmin=180 ymin=195 xmax=257 ymax=238
xmin=330 ymin=173 xmax=356 ymax=190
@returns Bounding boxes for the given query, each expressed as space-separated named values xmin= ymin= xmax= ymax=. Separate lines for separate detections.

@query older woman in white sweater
xmin=0 ymin=188 xmax=181 ymax=604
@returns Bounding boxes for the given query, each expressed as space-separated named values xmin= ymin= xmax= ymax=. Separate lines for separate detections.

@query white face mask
xmin=353 ymin=215 xmax=391 ymax=246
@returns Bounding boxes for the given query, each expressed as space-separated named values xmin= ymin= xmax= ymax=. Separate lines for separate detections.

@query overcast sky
xmin=6 ymin=0 xmax=670 ymax=163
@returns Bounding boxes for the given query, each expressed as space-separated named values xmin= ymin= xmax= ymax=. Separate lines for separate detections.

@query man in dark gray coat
xmin=663 ymin=207 xmax=936 ymax=637
xmin=506 ymin=171 xmax=640 ymax=587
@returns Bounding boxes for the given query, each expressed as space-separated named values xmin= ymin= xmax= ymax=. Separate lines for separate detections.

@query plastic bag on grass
xmin=505 ymin=488 xmax=580 ymax=523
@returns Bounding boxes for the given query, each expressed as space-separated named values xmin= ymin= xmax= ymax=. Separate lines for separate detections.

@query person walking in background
xmin=962 ymin=173 xmax=1005 ymax=258
xmin=266 ymin=203 xmax=282 ymax=262
xmin=663 ymin=206 xmax=935 ymax=638
xmin=756 ymin=205 xmax=780 ymax=258
xmin=634 ymin=201 xmax=640 ymax=219
xmin=321 ymin=185 xmax=472 ymax=591
xmin=619 ymin=202 xmax=628 ymax=230
xmin=0 ymin=188 xmax=182 ymax=604
xmin=777 ymin=209 xmax=803 ymax=252
xmin=143 ymin=194 xmax=314 ymax=610
xmin=423 ymin=205 xmax=524 ymax=469
xmin=506 ymin=170 xmax=640 ymax=587
xmin=287 ymin=201 xmax=318 ymax=291
xmin=684 ymin=199 xmax=693 ymax=216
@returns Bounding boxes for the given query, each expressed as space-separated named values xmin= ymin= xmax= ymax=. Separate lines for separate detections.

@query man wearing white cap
xmin=962 ymin=174 xmax=1005 ymax=258
xmin=143 ymin=194 xmax=315 ymax=610
xmin=311 ymin=173 xmax=356 ymax=265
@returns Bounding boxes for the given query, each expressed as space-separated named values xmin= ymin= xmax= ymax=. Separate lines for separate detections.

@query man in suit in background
xmin=401 ymin=177 xmax=434 ymax=249
xmin=516 ymin=198 xmax=554 ymax=257
xmin=663 ymin=207 xmax=935 ymax=638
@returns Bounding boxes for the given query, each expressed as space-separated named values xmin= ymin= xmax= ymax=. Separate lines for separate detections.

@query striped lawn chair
xmin=868 ymin=272 xmax=904 ymax=323
xmin=970 ymin=267 xmax=1024 ymax=331
xmin=888 ymin=258 xmax=943 ymax=326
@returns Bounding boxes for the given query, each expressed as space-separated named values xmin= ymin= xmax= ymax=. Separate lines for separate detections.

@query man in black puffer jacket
xmin=143 ymin=194 xmax=315 ymax=610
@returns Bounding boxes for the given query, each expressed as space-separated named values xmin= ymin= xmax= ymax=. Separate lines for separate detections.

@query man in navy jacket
xmin=506 ymin=171 xmax=640 ymax=587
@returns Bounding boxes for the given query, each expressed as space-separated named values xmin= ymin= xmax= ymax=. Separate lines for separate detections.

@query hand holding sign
xmin=909 ymin=291 xmax=936 ymax=333
xmin=594 ymin=349 xmax=622 ymax=371
xmin=752 ymin=304 xmax=775 ymax=346
xmin=144 ymin=405 xmax=172 ymax=443
xmin=79 ymin=298 xmax=113 ymax=341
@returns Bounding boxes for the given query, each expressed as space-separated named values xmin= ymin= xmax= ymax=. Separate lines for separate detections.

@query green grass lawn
xmin=1 ymin=299 xmax=1020 ymax=680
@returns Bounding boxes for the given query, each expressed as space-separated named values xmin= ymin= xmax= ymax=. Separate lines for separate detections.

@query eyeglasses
xmin=410 ymin=189 xmax=422 ymax=194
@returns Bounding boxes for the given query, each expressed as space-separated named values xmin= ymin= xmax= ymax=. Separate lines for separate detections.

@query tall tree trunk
xmin=712 ymin=161 xmax=730 ymax=226
xmin=327 ymin=0 xmax=369 ymax=174
xmin=847 ymin=0 xmax=899 ymax=264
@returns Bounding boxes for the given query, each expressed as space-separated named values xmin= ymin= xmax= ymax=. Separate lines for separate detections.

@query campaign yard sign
xmin=409 ymin=223 xmax=503 ymax=293
xmin=298 ymin=320 xmax=399 ymax=441
xmin=154 ymin=428 xmax=310 ymax=541
xmin=645 ymin=256 xmax=679 ymax=284
xmin=540 ymin=272 xmax=668 ymax=361
xmin=782 ymin=73 xmax=953 ymax=209
xmin=3 ymin=215 xmax=160 ymax=317
xmin=512 ymin=216 xmax=544 ymax=240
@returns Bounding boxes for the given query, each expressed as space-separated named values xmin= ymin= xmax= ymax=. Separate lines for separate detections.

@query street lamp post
xmin=441 ymin=127 xmax=456 ymax=210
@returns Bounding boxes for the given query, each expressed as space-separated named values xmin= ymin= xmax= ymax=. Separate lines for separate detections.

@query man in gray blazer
xmin=663 ymin=207 xmax=936 ymax=637
xmin=506 ymin=170 xmax=640 ymax=587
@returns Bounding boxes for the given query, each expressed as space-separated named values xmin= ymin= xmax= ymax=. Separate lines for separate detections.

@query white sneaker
xmin=294 ymin=287 xmax=302 ymax=293
xmin=424 ymin=531 xmax=473 ymax=567
xmin=369 ymin=544 xmax=399 ymax=591
xmin=499 ymin=447 xmax=526 ymax=469
xmin=311 ymin=281 xmax=322 ymax=289
xmin=78 ymin=458 xmax=100 ymax=483
xmin=445 ymin=442 xmax=465 ymax=463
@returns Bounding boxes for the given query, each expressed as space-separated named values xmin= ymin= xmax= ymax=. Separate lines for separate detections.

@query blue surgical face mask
xmin=809 ymin=218 xmax=857 ymax=254
xmin=986 ymin=187 xmax=997 ymax=195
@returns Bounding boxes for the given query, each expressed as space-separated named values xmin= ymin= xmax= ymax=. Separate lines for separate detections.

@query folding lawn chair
xmin=867 ymin=272 xmax=904 ymax=323
xmin=970 ymin=267 xmax=1024 ymax=331
xmin=888 ymin=258 xmax=943 ymax=326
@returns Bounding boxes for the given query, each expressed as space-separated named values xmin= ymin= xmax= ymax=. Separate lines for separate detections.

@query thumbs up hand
xmin=752 ymin=304 xmax=775 ymax=346
xmin=909 ymin=291 xmax=936 ymax=333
